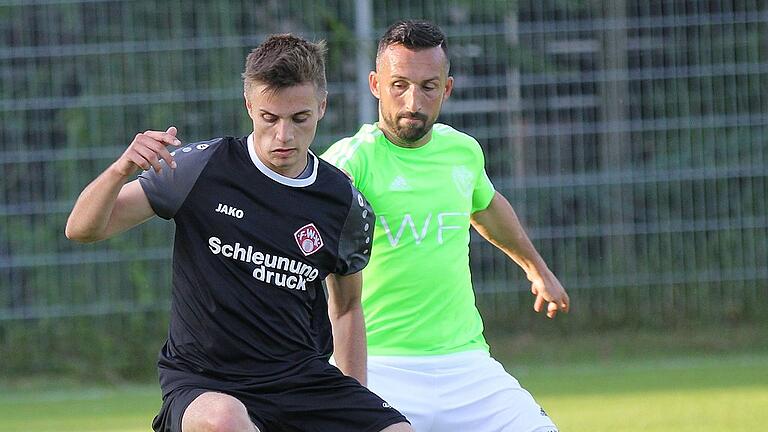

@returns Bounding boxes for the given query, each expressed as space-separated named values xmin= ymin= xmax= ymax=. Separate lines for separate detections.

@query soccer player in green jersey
xmin=322 ymin=20 xmax=570 ymax=432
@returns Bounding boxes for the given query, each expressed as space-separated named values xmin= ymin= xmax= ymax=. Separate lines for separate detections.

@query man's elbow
xmin=329 ymin=301 xmax=363 ymax=321
xmin=65 ymin=220 xmax=102 ymax=243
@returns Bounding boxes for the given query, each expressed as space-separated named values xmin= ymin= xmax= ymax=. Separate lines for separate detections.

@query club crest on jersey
xmin=294 ymin=223 xmax=324 ymax=256
xmin=452 ymin=165 xmax=475 ymax=197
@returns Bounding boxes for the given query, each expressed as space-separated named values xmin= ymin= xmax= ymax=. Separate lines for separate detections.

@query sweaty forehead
xmin=378 ymin=45 xmax=447 ymax=79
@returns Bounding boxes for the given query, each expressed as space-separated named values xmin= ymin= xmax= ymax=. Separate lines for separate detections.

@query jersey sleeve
xmin=138 ymin=138 xmax=221 ymax=219
xmin=471 ymin=142 xmax=496 ymax=213
xmin=320 ymin=137 xmax=367 ymax=191
xmin=334 ymin=183 xmax=376 ymax=275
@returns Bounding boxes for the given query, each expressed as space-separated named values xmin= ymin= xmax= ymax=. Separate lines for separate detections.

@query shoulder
xmin=338 ymin=123 xmax=383 ymax=148
xmin=137 ymin=136 xmax=229 ymax=219
xmin=141 ymin=136 xmax=229 ymax=180
xmin=432 ymin=123 xmax=483 ymax=152
xmin=431 ymin=124 xmax=487 ymax=168
xmin=180 ymin=136 xmax=229 ymax=152
xmin=322 ymin=124 xmax=381 ymax=167
xmin=317 ymin=156 xmax=353 ymax=182
xmin=170 ymin=136 xmax=229 ymax=165
xmin=316 ymin=156 xmax=358 ymax=196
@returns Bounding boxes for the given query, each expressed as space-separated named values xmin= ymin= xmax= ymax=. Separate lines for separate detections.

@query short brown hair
xmin=242 ymin=34 xmax=327 ymax=95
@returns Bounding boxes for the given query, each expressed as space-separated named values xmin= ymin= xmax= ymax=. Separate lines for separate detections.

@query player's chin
xmin=395 ymin=126 xmax=427 ymax=142
xmin=270 ymin=152 xmax=305 ymax=173
xmin=269 ymin=151 xmax=301 ymax=166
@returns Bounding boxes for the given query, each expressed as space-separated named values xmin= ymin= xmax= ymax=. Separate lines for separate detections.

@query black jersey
xmin=138 ymin=135 xmax=374 ymax=383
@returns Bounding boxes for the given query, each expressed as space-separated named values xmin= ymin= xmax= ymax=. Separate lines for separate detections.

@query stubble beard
xmin=384 ymin=112 xmax=433 ymax=143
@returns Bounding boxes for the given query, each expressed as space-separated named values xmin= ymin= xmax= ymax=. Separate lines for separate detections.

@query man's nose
xmin=403 ymin=86 xmax=421 ymax=113
xmin=275 ymin=120 xmax=294 ymax=143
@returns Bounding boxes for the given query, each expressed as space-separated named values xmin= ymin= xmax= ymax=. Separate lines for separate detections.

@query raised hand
xmin=114 ymin=126 xmax=182 ymax=176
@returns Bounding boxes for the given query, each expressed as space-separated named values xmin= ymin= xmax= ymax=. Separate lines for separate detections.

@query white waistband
xmin=368 ymin=349 xmax=491 ymax=369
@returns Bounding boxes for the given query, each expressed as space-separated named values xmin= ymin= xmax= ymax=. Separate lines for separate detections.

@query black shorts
xmin=152 ymin=361 xmax=408 ymax=432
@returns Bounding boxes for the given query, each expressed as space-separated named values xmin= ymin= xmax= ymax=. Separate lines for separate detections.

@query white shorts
xmin=367 ymin=350 xmax=558 ymax=432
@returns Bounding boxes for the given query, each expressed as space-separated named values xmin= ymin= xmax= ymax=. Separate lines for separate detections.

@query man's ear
xmin=444 ymin=76 xmax=454 ymax=99
xmin=244 ymin=91 xmax=253 ymax=114
xmin=369 ymin=71 xmax=381 ymax=99
xmin=318 ymin=95 xmax=328 ymax=120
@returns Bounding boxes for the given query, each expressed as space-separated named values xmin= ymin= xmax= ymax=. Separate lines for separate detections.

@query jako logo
xmin=294 ymin=223 xmax=324 ymax=256
xmin=215 ymin=203 xmax=244 ymax=219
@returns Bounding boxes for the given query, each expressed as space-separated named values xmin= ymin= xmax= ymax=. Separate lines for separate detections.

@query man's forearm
xmin=471 ymin=192 xmax=550 ymax=279
xmin=472 ymin=191 xmax=570 ymax=317
xmin=330 ymin=305 xmax=367 ymax=385
xmin=65 ymin=164 xmax=133 ymax=242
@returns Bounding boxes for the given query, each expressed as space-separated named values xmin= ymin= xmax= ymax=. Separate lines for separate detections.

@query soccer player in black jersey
xmin=66 ymin=34 xmax=412 ymax=432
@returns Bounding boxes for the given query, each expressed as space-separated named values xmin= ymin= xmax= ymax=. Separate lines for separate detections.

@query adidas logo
xmin=389 ymin=175 xmax=411 ymax=191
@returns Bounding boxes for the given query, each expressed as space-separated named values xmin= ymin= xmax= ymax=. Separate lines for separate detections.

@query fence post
xmin=354 ymin=0 xmax=376 ymax=124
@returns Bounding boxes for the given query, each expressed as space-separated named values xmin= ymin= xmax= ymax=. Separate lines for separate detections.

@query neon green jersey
xmin=322 ymin=123 xmax=496 ymax=356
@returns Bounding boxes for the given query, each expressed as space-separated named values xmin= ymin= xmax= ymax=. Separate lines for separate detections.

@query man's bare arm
xmin=65 ymin=127 xmax=181 ymax=242
xmin=326 ymin=272 xmax=367 ymax=385
xmin=471 ymin=192 xmax=570 ymax=318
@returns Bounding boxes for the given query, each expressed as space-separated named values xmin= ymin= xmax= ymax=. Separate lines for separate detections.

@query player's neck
xmin=294 ymin=154 xmax=313 ymax=179
xmin=270 ymin=155 xmax=311 ymax=179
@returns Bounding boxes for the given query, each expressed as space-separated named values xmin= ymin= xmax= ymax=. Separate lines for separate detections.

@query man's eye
xmin=293 ymin=115 xmax=309 ymax=123
xmin=393 ymin=81 xmax=407 ymax=89
xmin=262 ymin=114 xmax=278 ymax=122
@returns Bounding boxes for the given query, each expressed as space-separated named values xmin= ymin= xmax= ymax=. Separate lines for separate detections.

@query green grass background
xmin=2 ymin=324 xmax=767 ymax=432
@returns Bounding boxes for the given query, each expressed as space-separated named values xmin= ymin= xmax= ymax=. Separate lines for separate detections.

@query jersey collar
xmin=247 ymin=133 xmax=318 ymax=188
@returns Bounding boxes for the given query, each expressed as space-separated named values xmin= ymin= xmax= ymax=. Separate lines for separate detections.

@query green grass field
xmin=2 ymin=326 xmax=767 ymax=431
xmin=524 ymin=354 xmax=768 ymax=431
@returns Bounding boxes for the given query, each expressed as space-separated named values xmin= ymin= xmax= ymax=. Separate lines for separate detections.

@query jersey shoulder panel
xmin=334 ymin=180 xmax=376 ymax=275
xmin=432 ymin=123 xmax=485 ymax=155
xmin=321 ymin=124 xmax=381 ymax=189
xmin=138 ymin=137 xmax=226 ymax=219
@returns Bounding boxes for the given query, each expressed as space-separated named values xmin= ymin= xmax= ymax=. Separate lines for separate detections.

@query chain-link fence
xmin=1 ymin=0 xmax=766 ymax=378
